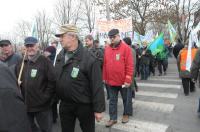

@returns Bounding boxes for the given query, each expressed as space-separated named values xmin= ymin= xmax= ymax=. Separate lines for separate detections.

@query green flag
xmin=31 ymin=22 xmax=37 ymax=38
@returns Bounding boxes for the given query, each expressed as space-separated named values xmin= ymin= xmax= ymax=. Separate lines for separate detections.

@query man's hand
xmin=191 ymin=78 xmax=197 ymax=83
xmin=94 ymin=112 xmax=103 ymax=122
xmin=124 ymin=82 xmax=131 ymax=88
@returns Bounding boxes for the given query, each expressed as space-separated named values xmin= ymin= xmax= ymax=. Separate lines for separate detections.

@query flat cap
xmin=0 ymin=40 xmax=11 ymax=46
xmin=108 ymin=29 xmax=119 ymax=36
xmin=24 ymin=37 xmax=38 ymax=45
xmin=55 ymin=24 xmax=78 ymax=37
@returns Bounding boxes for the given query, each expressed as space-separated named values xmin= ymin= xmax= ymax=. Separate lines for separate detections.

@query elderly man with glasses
xmin=103 ymin=29 xmax=134 ymax=127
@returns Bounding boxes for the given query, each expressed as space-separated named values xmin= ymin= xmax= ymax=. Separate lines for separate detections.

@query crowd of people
xmin=0 ymin=24 xmax=199 ymax=132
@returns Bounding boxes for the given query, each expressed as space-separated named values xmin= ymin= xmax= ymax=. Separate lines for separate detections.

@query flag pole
xmin=17 ymin=50 xmax=27 ymax=86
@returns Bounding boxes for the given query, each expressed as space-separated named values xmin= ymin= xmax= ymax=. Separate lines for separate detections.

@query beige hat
xmin=55 ymin=24 xmax=78 ymax=37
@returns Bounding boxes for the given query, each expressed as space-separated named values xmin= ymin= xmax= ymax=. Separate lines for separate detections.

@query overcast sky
xmin=0 ymin=0 xmax=198 ymax=36
xmin=0 ymin=0 xmax=57 ymax=34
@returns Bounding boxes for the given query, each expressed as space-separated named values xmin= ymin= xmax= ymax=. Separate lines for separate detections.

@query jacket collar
xmin=57 ymin=42 xmax=83 ymax=65
xmin=109 ymin=40 xmax=122 ymax=49
xmin=2 ymin=52 xmax=14 ymax=62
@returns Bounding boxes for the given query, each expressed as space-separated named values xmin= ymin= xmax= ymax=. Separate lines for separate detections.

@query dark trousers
xmin=132 ymin=78 xmax=138 ymax=98
xmin=28 ymin=109 xmax=52 ymax=132
xmin=136 ymin=61 xmax=140 ymax=77
xmin=181 ymin=78 xmax=195 ymax=95
xmin=52 ymin=102 xmax=58 ymax=123
xmin=109 ymin=86 xmax=133 ymax=120
xmin=59 ymin=102 xmax=95 ymax=132
xmin=140 ymin=64 xmax=149 ymax=80
xmin=157 ymin=60 xmax=168 ymax=74
xmin=105 ymin=83 xmax=110 ymax=100
xmin=149 ymin=65 xmax=155 ymax=76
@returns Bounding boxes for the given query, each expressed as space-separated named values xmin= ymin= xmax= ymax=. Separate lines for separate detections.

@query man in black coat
xmin=0 ymin=62 xmax=30 ymax=132
xmin=15 ymin=37 xmax=56 ymax=132
xmin=173 ymin=38 xmax=184 ymax=59
xmin=55 ymin=24 xmax=105 ymax=132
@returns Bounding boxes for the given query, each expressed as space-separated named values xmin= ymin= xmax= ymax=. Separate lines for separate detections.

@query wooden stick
xmin=18 ymin=50 xmax=27 ymax=86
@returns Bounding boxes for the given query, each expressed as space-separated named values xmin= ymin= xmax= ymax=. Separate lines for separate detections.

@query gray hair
xmin=67 ymin=32 xmax=79 ymax=40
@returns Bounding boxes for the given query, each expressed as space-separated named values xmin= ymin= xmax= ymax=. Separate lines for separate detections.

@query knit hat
xmin=44 ymin=46 xmax=56 ymax=55
xmin=55 ymin=24 xmax=78 ymax=37
xmin=123 ymin=37 xmax=132 ymax=46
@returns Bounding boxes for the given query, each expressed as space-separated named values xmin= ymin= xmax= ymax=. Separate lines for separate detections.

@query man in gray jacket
xmin=0 ymin=62 xmax=30 ymax=132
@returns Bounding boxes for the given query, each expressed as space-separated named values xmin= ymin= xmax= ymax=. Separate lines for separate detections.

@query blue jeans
xmin=108 ymin=85 xmax=133 ymax=120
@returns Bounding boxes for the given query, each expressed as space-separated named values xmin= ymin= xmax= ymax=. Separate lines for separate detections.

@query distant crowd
xmin=0 ymin=24 xmax=200 ymax=132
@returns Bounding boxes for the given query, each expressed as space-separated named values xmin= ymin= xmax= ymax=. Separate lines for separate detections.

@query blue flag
xmin=148 ymin=33 xmax=164 ymax=55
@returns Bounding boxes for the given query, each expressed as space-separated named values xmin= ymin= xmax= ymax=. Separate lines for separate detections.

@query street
xmin=53 ymin=57 xmax=200 ymax=132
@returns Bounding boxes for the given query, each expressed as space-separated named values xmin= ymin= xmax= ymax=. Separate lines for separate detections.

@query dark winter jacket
xmin=88 ymin=46 xmax=104 ymax=68
xmin=140 ymin=48 xmax=150 ymax=65
xmin=15 ymin=53 xmax=56 ymax=112
xmin=173 ymin=42 xmax=184 ymax=59
xmin=191 ymin=48 xmax=200 ymax=82
xmin=1 ymin=53 xmax=22 ymax=67
xmin=0 ymin=62 xmax=30 ymax=132
xmin=55 ymin=43 xmax=105 ymax=113
xmin=2 ymin=53 xmax=22 ymax=74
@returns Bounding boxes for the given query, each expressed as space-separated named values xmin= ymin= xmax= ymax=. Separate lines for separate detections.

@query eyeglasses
xmin=25 ymin=44 xmax=35 ymax=48
xmin=109 ymin=35 xmax=117 ymax=39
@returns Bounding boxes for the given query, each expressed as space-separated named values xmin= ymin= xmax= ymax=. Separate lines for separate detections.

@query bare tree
xmin=54 ymin=0 xmax=82 ymax=26
xmin=96 ymin=0 xmax=164 ymax=35
xmin=82 ymin=0 xmax=96 ymax=33
xmin=35 ymin=10 xmax=53 ymax=49
xmin=106 ymin=0 xmax=164 ymax=35
xmin=14 ymin=20 xmax=31 ymax=42
xmin=171 ymin=0 xmax=200 ymax=43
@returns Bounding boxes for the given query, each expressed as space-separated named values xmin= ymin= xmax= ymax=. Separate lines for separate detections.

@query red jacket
xmin=103 ymin=41 xmax=134 ymax=86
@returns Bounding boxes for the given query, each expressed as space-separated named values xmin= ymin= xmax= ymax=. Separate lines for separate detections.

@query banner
xmin=133 ymin=31 xmax=142 ymax=46
xmin=132 ymin=30 xmax=154 ymax=46
xmin=144 ymin=30 xmax=154 ymax=43
xmin=96 ymin=18 xmax=132 ymax=46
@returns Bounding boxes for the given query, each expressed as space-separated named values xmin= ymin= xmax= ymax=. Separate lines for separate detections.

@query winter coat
xmin=0 ymin=62 xmax=30 ymax=132
xmin=55 ymin=44 xmax=105 ymax=113
xmin=103 ymin=40 xmax=134 ymax=86
xmin=173 ymin=42 xmax=184 ymax=59
xmin=15 ymin=53 xmax=56 ymax=112
xmin=191 ymin=48 xmax=200 ymax=82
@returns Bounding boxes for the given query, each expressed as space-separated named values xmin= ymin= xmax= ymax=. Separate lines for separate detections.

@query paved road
xmin=53 ymin=57 xmax=200 ymax=132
